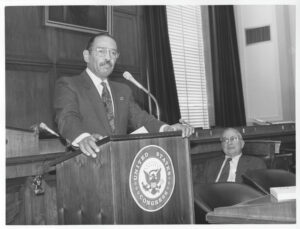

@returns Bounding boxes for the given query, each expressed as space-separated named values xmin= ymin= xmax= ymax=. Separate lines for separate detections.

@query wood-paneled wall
xmin=6 ymin=6 xmax=150 ymax=130
xmin=5 ymin=5 xmax=152 ymax=225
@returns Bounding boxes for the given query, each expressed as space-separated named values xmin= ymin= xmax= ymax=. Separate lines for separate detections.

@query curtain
xmin=144 ymin=6 xmax=181 ymax=124
xmin=209 ymin=5 xmax=246 ymax=127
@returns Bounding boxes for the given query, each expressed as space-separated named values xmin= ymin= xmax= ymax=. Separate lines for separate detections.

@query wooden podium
xmin=54 ymin=132 xmax=195 ymax=224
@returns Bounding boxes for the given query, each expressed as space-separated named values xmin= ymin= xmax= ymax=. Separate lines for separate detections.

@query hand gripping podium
xmin=53 ymin=132 xmax=195 ymax=224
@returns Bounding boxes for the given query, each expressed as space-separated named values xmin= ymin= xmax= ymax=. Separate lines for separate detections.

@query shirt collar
xmin=226 ymin=153 xmax=242 ymax=163
xmin=86 ymin=68 xmax=108 ymax=86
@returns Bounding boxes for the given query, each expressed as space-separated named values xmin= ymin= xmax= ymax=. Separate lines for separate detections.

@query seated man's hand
xmin=78 ymin=134 xmax=104 ymax=158
xmin=163 ymin=121 xmax=195 ymax=138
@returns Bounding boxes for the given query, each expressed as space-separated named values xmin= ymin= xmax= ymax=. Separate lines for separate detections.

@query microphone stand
xmin=124 ymin=71 xmax=161 ymax=121
xmin=146 ymin=68 xmax=152 ymax=116
xmin=139 ymin=86 xmax=161 ymax=121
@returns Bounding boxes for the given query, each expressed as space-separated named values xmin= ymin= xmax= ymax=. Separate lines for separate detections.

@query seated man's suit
xmin=203 ymin=154 xmax=267 ymax=183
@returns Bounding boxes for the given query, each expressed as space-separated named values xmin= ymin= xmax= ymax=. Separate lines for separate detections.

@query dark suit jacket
xmin=54 ymin=71 xmax=165 ymax=142
xmin=203 ymin=154 xmax=267 ymax=183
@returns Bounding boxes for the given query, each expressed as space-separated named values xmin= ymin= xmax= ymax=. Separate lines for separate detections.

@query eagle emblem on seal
xmin=142 ymin=168 xmax=163 ymax=194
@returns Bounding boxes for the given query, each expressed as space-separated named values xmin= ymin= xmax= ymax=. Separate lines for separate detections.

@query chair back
xmin=194 ymin=182 xmax=263 ymax=223
xmin=242 ymin=169 xmax=296 ymax=194
xmin=194 ymin=182 xmax=263 ymax=212
xmin=243 ymin=140 xmax=281 ymax=168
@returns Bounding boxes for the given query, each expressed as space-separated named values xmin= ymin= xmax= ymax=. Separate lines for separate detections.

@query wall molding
xmin=6 ymin=56 xmax=53 ymax=72
xmin=6 ymin=56 xmax=141 ymax=77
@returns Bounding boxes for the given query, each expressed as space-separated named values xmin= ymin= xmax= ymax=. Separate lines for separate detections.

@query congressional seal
xmin=129 ymin=145 xmax=175 ymax=212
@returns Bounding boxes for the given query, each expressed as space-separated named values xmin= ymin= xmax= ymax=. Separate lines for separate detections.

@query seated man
xmin=203 ymin=128 xmax=267 ymax=183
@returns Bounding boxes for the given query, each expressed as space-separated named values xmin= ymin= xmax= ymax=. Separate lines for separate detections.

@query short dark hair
xmin=85 ymin=32 xmax=117 ymax=50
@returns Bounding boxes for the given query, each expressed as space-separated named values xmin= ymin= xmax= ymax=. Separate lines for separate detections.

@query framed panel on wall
xmin=45 ymin=6 xmax=112 ymax=34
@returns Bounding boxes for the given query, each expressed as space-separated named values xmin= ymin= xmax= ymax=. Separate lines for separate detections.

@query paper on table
xmin=270 ymin=186 xmax=296 ymax=201
xmin=130 ymin=126 xmax=148 ymax=134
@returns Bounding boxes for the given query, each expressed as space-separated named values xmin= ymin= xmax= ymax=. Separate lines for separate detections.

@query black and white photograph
xmin=2 ymin=0 xmax=298 ymax=227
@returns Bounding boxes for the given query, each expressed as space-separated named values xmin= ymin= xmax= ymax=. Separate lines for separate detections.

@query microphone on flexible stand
xmin=123 ymin=71 xmax=161 ymax=120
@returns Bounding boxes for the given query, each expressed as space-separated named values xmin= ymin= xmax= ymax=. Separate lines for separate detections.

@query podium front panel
xmin=56 ymin=143 xmax=115 ymax=224
xmin=110 ymin=135 xmax=194 ymax=224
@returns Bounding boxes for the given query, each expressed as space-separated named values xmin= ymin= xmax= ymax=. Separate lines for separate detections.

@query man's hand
xmin=78 ymin=134 xmax=104 ymax=158
xmin=163 ymin=120 xmax=195 ymax=138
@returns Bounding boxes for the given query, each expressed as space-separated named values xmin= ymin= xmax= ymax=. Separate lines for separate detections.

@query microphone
xmin=39 ymin=122 xmax=60 ymax=137
xmin=123 ymin=71 xmax=161 ymax=120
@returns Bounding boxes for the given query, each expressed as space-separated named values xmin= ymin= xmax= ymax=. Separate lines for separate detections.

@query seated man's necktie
xmin=218 ymin=157 xmax=232 ymax=182
xmin=101 ymin=82 xmax=115 ymax=132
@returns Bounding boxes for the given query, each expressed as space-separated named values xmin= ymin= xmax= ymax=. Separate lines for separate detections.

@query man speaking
xmin=54 ymin=33 xmax=194 ymax=158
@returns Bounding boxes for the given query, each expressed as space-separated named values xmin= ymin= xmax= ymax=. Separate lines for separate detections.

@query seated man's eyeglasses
xmin=90 ymin=47 xmax=120 ymax=59
xmin=220 ymin=136 xmax=240 ymax=144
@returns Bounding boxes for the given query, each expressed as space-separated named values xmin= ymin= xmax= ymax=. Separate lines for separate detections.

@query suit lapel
xmin=236 ymin=155 xmax=248 ymax=181
xmin=80 ymin=71 xmax=112 ymax=134
xmin=236 ymin=155 xmax=246 ymax=172
xmin=214 ymin=157 xmax=225 ymax=181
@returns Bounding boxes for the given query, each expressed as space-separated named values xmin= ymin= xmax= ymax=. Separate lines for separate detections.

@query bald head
xmin=221 ymin=128 xmax=243 ymax=139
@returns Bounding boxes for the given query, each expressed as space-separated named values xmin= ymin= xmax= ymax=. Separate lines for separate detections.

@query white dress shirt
xmin=86 ymin=68 xmax=115 ymax=114
xmin=215 ymin=153 xmax=242 ymax=182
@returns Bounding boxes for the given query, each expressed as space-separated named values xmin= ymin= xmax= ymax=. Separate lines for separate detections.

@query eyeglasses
xmin=220 ymin=136 xmax=241 ymax=144
xmin=90 ymin=47 xmax=120 ymax=59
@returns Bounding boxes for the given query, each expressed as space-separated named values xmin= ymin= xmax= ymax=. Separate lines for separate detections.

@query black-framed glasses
xmin=220 ymin=136 xmax=240 ymax=144
xmin=90 ymin=47 xmax=120 ymax=59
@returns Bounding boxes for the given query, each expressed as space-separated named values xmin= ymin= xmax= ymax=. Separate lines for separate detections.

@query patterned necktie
xmin=218 ymin=158 xmax=232 ymax=182
xmin=101 ymin=82 xmax=115 ymax=132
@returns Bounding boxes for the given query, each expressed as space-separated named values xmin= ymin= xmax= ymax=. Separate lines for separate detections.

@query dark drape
xmin=144 ymin=6 xmax=180 ymax=124
xmin=209 ymin=6 xmax=246 ymax=127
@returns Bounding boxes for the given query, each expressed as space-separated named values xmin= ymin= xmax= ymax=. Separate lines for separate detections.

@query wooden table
xmin=206 ymin=195 xmax=296 ymax=224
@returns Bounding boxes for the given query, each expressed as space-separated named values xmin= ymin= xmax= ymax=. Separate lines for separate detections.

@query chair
xmin=275 ymin=148 xmax=296 ymax=173
xmin=194 ymin=183 xmax=263 ymax=224
xmin=243 ymin=140 xmax=281 ymax=168
xmin=242 ymin=169 xmax=296 ymax=195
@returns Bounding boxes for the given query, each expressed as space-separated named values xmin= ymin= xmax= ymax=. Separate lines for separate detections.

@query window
xmin=166 ymin=5 xmax=209 ymax=128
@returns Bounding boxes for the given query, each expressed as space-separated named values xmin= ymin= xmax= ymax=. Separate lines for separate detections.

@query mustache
xmin=99 ymin=60 xmax=113 ymax=67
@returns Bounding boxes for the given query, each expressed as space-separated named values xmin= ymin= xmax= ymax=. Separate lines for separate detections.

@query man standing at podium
xmin=54 ymin=33 xmax=194 ymax=158
xmin=204 ymin=128 xmax=266 ymax=183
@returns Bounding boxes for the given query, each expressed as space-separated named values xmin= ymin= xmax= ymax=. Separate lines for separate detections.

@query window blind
xmin=166 ymin=5 xmax=209 ymax=128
